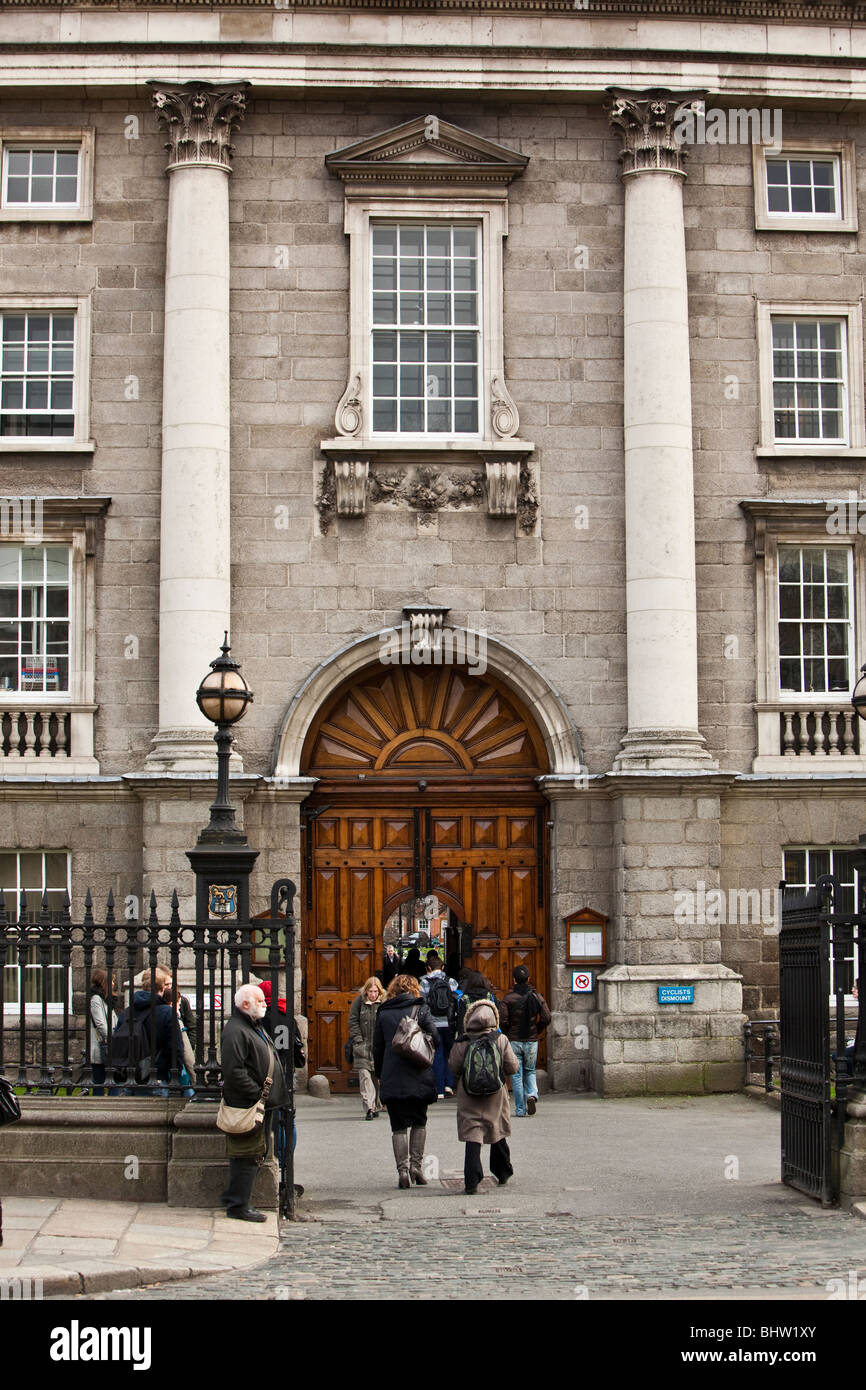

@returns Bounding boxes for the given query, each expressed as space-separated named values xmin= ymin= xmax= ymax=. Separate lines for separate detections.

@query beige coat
xmin=448 ymin=1000 xmax=519 ymax=1144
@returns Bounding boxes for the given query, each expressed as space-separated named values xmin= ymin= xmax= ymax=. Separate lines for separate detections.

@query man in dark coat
xmin=498 ymin=965 xmax=551 ymax=1117
xmin=219 ymin=982 xmax=288 ymax=1222
xmin=112 ymin=984 xmax=184 ymax=1090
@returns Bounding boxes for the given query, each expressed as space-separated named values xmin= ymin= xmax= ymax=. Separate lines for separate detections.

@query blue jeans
xmin=510 ymin=1040 xmax=538 ymax=1115
xmin=432 ymin=1025 xmax=454 ymax=1095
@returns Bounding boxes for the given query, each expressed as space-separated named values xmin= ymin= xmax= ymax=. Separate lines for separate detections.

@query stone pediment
xmin=325 ymin=116 xmax=528 ymax=189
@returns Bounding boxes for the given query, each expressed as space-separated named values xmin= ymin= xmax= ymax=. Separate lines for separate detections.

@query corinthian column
xmin=146 ymin=80 xmax=249 ymax=770
xmin=607 ymin=90 xmax=716 ymax=770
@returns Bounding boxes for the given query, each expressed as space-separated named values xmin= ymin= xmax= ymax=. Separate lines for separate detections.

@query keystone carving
xmin=149 ymin=80 xmax=250 ymax=172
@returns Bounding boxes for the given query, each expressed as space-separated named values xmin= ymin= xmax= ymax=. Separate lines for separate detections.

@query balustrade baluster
xmin=22 ymin=712 xmax=37 ymax=759
xmin=798 ymin=709 xmax=811 ymax=757
xmin=782 ymin=710 xmax=796 ymax=756
xmin=843 ymin=711 xmax=857 ymax=755
xmin=813 ymin=709 xmax=827 ymax=756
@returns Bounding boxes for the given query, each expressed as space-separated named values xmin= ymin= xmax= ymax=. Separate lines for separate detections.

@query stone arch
xmin=272 ymin=628 xmax=584 ymax=780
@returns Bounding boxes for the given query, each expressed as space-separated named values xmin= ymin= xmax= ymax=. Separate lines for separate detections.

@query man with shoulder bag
xmin=219 ymin=982 xmax=288 ymax=1222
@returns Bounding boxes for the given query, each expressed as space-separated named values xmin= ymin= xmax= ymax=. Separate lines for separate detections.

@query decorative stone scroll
xmin=606 ymin=88 xmax=706 ymax=177
xmin=334 ymin=373 xmax=363 ymax=437
xmin=149 ymin=80 xmax=250 ymax=172
xmin=491 ymin=376 xmax=520 ymax=439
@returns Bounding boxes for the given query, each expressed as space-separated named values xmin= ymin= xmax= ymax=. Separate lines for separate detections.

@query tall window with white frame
xmin=0 ymin=545 xmax=70 ymax=695
xmin=0 ymin=850 xmax=70 ymax=1011
xmin=371 ymin=223 xmax=481 ymax=436
xmin=0 ymin=311 xmax=75 ymax=437
xmin=772 ymin=317 xmax=846 ymax=444
xmin=777 ymin=545 xmax=854 ymax=698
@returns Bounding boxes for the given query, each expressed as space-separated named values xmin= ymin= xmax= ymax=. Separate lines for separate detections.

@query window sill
xmin=756 ymin=446 xmax=866 ymax=460
xmin=0 ymin=210 xmax=92 ymax=224
xmin=320 ymin=438 xmax=534 ymax=464
xmin=755 ymin=217 xmax=857 ymax=234
xmin=0 ymin=439 xmax=95 ymax=454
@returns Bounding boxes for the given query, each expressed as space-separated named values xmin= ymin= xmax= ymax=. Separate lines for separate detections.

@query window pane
xmin=372 ymin=227 xmax=397 ymax=256
xmin=372 ymin=332 xmax=397 ymax=363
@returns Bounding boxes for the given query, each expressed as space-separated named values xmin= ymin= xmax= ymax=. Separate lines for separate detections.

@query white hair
xmin=235 ymin=983 xmax=264 ymax=1011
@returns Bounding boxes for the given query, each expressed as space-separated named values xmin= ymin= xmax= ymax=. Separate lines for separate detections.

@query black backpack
xmin=462 ymin=1035 xmax=504 ymax=1097
xmin=110 ymin=1009 xmax=153 ymax=1084
xmin=427 ymin=977 xmax=456 ymax=1023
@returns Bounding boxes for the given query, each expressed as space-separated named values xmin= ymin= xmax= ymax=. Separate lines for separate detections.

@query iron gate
xmin=780 ymin=874 xmax=862 ymax=1206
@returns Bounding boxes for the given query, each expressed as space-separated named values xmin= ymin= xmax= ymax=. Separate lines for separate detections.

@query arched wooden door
xmin=300 ymin=661 xmax=550 ymax=1092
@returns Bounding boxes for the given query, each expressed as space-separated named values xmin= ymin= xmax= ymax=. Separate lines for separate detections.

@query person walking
xmin=88 ymin=968 xmax=117 ymax=1096
xmin=219 ymin=982 xmax=288 ymax=1222
xmin=372 ymin=973 xmax=438 ymax=1188
xmin=348 ymin=976 xmax=386 ymax=1119
xmin=456 ymin=969 xmax=498 ymax=1035
xmin=402 ymin=946 xmax=426 ymax=982
xmin=380 ymin=943 xmax=400 ymax=988
xmin=420 ymin=953 xmax=458 ymax=1100
xmin=449 ymin=998 xmax=519 ymax=1195
xmin=498 ymin=965 xmax=551 ymax=1117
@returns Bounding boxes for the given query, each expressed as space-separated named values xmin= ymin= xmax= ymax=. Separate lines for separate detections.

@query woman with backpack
xmin=455 ymin=969 xmax=498 ymax=1035
xmin=448 ymin=998 xmax=519 ymax=1195
xmin=372 ymin=973 xmax=439 ymax=1188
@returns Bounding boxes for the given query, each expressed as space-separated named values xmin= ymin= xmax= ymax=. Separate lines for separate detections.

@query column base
xmin=589 ymin=964 xmax=745 ymax=1097
xmin=613 ymin=728 xmax=718 ymax=772
xmin=145 ymin=728 xmax=244 ymax=773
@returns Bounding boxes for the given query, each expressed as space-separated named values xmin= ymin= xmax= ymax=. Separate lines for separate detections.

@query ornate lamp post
xmin=187 ymin=634 xmax=258 ymax=927
xmin=194 ymin=634 xmax=254 ymax=845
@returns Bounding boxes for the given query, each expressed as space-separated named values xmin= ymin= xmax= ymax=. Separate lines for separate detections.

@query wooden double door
xmin=304 ymin=798 xmax=548 ymax=1092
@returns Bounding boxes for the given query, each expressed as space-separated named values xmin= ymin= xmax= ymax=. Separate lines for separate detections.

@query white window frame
xmin=756 ymin=302 xmax=866 ymax=458
xmin=0 ymin=542 xmax=72 ymax=697
xmin=741 ymin=500 xmax=866 ymax=773
xmin=0 ymin=128 xmax=94 ymax=223
xmin=0 ymin=497 xmax=108 ymax=775
xmin=776 ymin=542 xmax=856 ymax=699
xmin=369 ymin=219 xmax=483 ymax=441
xmin=0 ymin=295 xmax=93 ymax=453
xmin=340 ymin=197 xmax=510 ymax=453
xmin=1 ymin=850 xmax=71 ymax=1016
xmin=753 ymin=139 xmax=857 ymax=233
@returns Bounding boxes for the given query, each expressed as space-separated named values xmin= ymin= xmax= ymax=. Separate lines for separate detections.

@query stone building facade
xmin=1 ymin=0 xmax=865 ymax=1095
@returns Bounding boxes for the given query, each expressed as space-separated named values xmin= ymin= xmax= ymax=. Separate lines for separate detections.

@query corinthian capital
xmin=607 ymin=88 xmax=706 ymax=177
xmin=148 ymin=80 xmax=250 ymax=173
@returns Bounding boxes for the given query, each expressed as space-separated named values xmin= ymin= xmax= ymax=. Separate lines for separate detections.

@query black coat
xmin=380 ymin=954 xmax=400 ymax=987
xmin=220 ymin=1009 xmax=288 ymax=1110
xmin=114 ymin=990 xmax=183 ymax=1083
xmin=373 ymin=993 xmax=438 ymax=1104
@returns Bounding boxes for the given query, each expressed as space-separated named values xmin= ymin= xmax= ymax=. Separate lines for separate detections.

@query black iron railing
xmin=743 ymin=1019 xmax=779 ymax=1092
xmin=0 ymin=878 xmax=298 ymax=1217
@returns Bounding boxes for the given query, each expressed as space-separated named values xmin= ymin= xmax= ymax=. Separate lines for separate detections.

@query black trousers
xmin=464 ymin=1137 xmax=513 ymax=1191
xmin=220 ymin=1111 xmax=273 ymax=1211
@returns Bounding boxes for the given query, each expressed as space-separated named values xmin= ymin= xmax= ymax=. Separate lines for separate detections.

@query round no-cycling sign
xmin=571 ymin=970 xmax=594 ymax=994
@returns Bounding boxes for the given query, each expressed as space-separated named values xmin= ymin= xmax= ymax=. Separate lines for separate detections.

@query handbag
xmin=216 ymin=1068 xmax=273 ymax=1135
xmin=0 ymin=1076 xmax=21 ymax=1128
xmin=391 ymin=1005 xmax=436 ymax=1069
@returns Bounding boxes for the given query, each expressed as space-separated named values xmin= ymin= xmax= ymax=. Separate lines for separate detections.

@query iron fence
xmin=0 ymin=877 xmax=298 ymax=1218
xmin=743 ymin=1019 xmax=779 ymax=1092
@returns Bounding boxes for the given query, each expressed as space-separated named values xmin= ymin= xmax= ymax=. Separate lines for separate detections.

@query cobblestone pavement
xmin=74 ymin=1095 xmax=866 ymax=1302
xmin=88 ymin=1208 xmax=866 ymax=1302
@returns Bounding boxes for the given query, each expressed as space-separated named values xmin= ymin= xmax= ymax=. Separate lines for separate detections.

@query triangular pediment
xmin=325 ymin=116 xmax=528 ymax=186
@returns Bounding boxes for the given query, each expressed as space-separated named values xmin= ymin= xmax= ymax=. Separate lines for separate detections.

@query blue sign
xmin=571 ymin=970 xmax=594 ymax=994
xmin=658 ymin=985 xmax=694 ymax=1005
